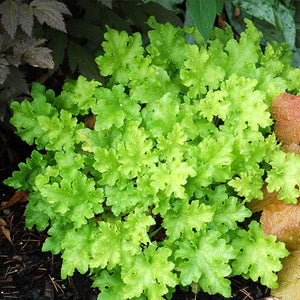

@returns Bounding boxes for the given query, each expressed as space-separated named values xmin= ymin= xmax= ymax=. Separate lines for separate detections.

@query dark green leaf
xmin=216 ymin=0 xmax=225 ymax=15
xmin=292 ymin=48 xmax=300 ymax=67
xmin=281 ymin=0 xmax=292 ymax=7
xmin=67 ymin=41 xmax=102 ymax=82
xmin=66 ymin=19 xmax=103 ymax=42
xmin=4 ymin=67 xmax=29 ymax=95
xmin=0 ymin=0 xmax=19 ymax=37
xmin=141 ymin=2 xmax=183 ymax=27
xmin=47 ymin=30 xmax=68 ymax=74
xmin=97 ymin=4 xmax=132 ymax=32
xmin=274 ymin=2 xmax=296 ymax=49
xmin=232 ymin=0 xmax=276 ymax=26
xmin=295 ymin=1 xmax=300 ymax=23
xmin=188 ymin=0 xmax=217 ymax=41
xmin=224 ymin=2 xmax=285 ymax=46
xmin=148 ymin=0 xmax=184 ymax=11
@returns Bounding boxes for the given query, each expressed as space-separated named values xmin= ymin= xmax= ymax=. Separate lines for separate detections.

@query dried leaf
xmin=1 ymin=190 xmax=29 ymax=210
xmin=0 ymin=0 xmax=19 ymax=38
xmin=31 ymin=0 xmax=71 ymax=33
xmin=272 ymin=251 xmax=300 ymax=300
xmin=0 ymin=55 xmax=10 ymax=84
xmin=0 ymin=218 xmax=13 ymax=245
xmin=19 ymin=4 xmax=34 ymax=36
xmin=0 ymin=218 xmax=7 ymax=227
xmin=84 ymin=114 xmax=96 ymax=129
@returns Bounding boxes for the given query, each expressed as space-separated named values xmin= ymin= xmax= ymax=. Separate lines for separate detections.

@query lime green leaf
xmin=61 ymin=220 xmax=99 ymax=278
xmin=93 ymin=85 xmax=140 ymax=131
xmin=93 ymin=147 xmax=121 ymax=186
xmin=142 ymin=92 xmax=180 ymax=137
xmin=105 ymin=181 xmax=153 ymax=216
xmin=146 ymin=16 xmax=188 ymax=71
xmin=197 ymin=90 xmax=230 ymax=122
xmin=90 ymin=220 xmax=124 ymax=270
xmin=24 ymin=192 xmax=51 ymax=231
xmin=156 ymin=123 xmax=187 ymax=161
xmin=175 ymin=230 xmax=235 ymax=297
xmin=57 ymin=76 xmax=100 ymax=115
xmin=4 ymin=150 xmax=48 ymax=191
xmin=228 ymin=167 xmax=264 ymax=201
xmin=39 ymin=171 xmax=104 ymax=228
xmin=186 ymin=133 xmax=234 ymax=188
xmin=220 ymin=74 xmax=272 ymax=130
xmin=224 ymin=19 xmax=262 ymax=77
xmin=38 ymin=110 xmax=82 ymax=151
xmin=90 ymin=212 xmax=154 ymax=270
xmin=162 ymin=200 xmax=214 ymax=241
xmin=266 ymin=151 xmax=300 ymax=204
xmin=204 ymin=186 xmax=252 ymax=233
xmin=117 ymin=121 xmax=156 ymax=179
xmin=42 ymin=219 xmax=73 ymax=255
xmin=130 ymin=66 xmax=180 ymax=104
xmin=92 ymin=267 xmax=126 ymax=299
xmin=96 ymin=28 xmax=144 ymax=85
xmin=232 ymin=221 xmax=289 ymax=288
xmin=150 ymin=158 xmax=196 ymax=199
xmin=10 ymin=83 xmax=58 ymax=147
xmin=122 ymin=243 xmax=178 ymax=300
xmin=180 ymin=45 xmax=225 ymax=97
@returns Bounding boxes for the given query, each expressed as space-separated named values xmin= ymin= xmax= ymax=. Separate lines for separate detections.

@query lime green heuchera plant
xmin=5 ymin=17 xmax=300 ymax=299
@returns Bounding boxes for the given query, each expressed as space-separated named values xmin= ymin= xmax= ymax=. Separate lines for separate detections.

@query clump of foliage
xmin=5 ymin=18 xmax=300 ymax=299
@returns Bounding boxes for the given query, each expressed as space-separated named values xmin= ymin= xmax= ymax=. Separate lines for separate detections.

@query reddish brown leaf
xmin=84 ymin=114 xmax=96 ymax=129
xmin=270 ymin=93 xmax=300 ymax=145
xmin=260 ymin=200 xmax=300 ymax=251
xmin=281 ymin=143 xmax=300 ymax=154
xmin=0 ymin=217 xmax=7 ymax=226
xmin=1 ymin=190 xmax=28 ymax=210
xmin=0 ymin=218 xmax=13 ymax=245
xmin=270 ymin=93 xmax=300 ymax=121
xmin=247 ymin=184 xmax=279 ymax=213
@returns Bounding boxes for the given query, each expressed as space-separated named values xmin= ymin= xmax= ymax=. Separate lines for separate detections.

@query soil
xmin=0 ymin=125 xmax=273 ymax=300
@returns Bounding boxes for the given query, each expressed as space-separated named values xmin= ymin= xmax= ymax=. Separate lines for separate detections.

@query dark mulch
xmin=0 ymin=125 xmax=272 ymax=300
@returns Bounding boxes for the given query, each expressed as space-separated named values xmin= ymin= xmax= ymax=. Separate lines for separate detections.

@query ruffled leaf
xmin=232 ymin=221 xmax=289 ymax=288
